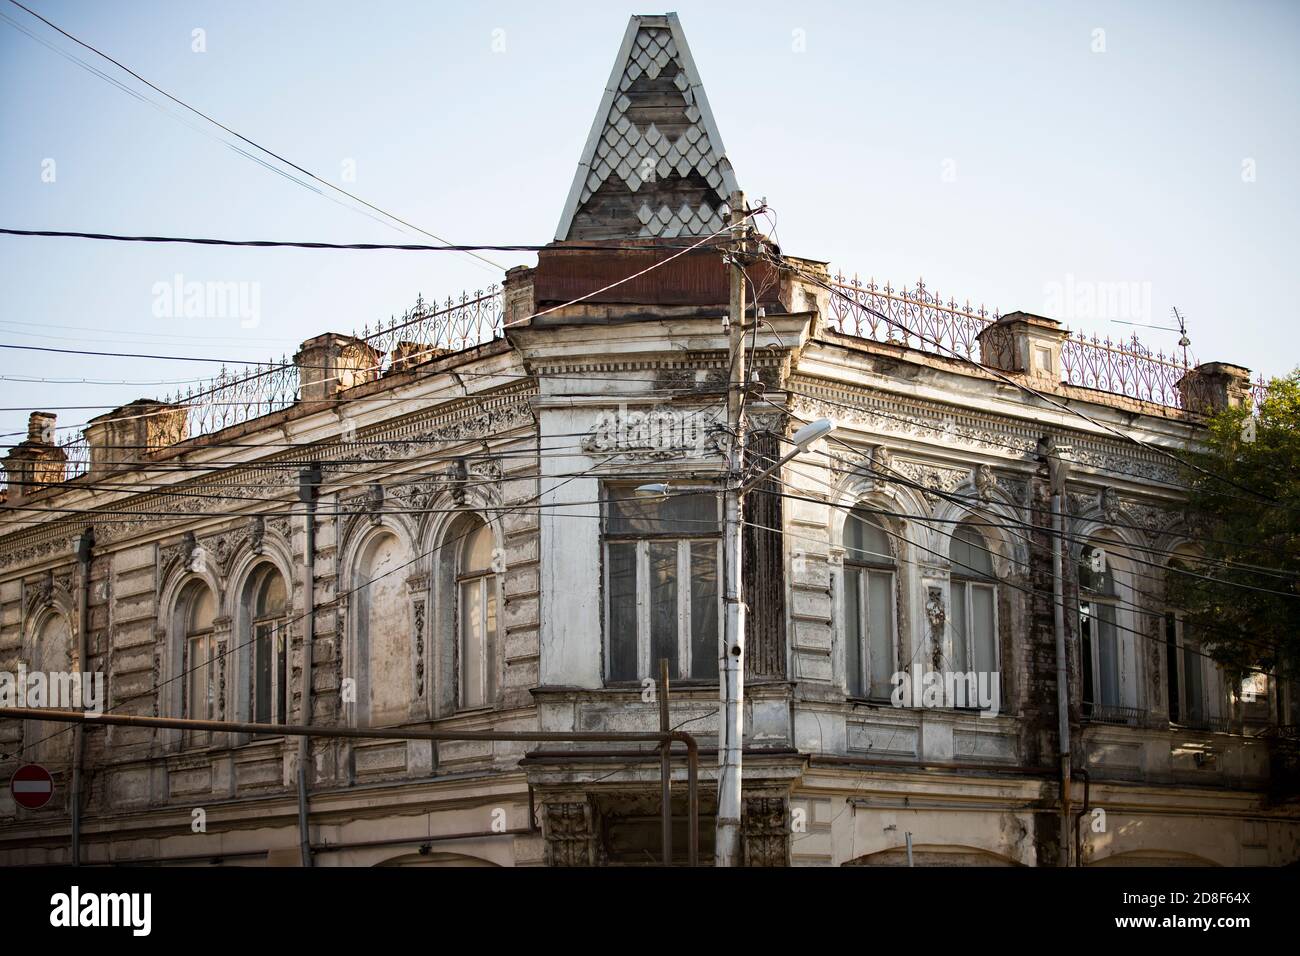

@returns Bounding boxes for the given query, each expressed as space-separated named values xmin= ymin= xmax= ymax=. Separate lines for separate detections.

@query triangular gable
xmin=555 ymin=13 xmax=740 ymax=241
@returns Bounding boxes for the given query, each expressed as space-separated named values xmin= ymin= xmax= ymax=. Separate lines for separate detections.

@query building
xmin=1 ymin=13 xmax=1297 ymax=867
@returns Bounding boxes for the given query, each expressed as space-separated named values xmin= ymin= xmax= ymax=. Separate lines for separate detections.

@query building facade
xmin=1 ymin=14 xmax=1297 ymax=867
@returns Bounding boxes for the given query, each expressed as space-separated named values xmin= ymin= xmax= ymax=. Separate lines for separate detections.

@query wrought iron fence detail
xmin=826 ymin=274 xmax=996 ymax=359
xmin=826 ymin=273 xmax=1271 ymax=413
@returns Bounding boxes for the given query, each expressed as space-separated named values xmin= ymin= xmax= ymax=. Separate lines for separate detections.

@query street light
xmin=790 ymin=417 xmax=834 ymax=450
xmin=740 ymin=417 xmax=835 ymax=494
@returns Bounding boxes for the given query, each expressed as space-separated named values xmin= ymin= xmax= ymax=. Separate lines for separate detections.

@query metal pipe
xmin=905 ymin=830 xmax=914 ymax=867
xmin=1052 ymin=491 xmax=1071 ymax=866
xmin=0 ymin=707 xmax=702 ymax=867
xmin=810 ymin=754 xmax=1055 ymax=776
xmin=71 ymin=526 xmax=94 ymax=867
xmin=311 ymin=826 xmax=534 ymax=855
xmin=658 ymin=657 xmax=672 ymax=866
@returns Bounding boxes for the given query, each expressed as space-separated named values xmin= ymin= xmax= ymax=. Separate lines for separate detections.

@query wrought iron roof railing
xmin=6 ymin=274 xmax=1276 ymax=494
xmin=52 ymin=287 xmax=503 ymax=483
xmin=825 ymin=273 xmax=1268 ymax=411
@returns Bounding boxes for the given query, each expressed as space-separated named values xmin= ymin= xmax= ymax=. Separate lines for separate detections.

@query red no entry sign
xmin=10 ymin=763 xmax=54 ymax=810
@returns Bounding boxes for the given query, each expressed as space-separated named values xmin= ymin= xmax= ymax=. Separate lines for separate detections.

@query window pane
xmin=258 ymin=571 xmax=286 ymax=617
xmin=608 ymin=543 xmax=638 ymax=680
xmin=845 ymin=570 xmax=863 ymax=697
xmin=971 ymin=584 xmax=996 ymax=676
xmin=189 ymin=635 xmax=211 ymax=721
xmin=689 ymin=542 xmax=718 ymax=680
xmin=1183 ymin=638 xmax=1204 ymax=724
xmin=950 ymin=523 xmax=994 ymax=578
xmin=189 ymin=586 xmax=215 ymax=632
xmin=275 ymin=625 xmax=287 ymax=723
xmin=846 ymin=510 xmax=892 ymax=564
xmin=485 ymin=580 xmax=498 ymax=704
xmin=461 ymin=579 xmax=484 ymax=708
xmin=1164 ymin=612 xmax=1181 ymax=723
xmin=867 ymin=571 xmax=894 ymax=699
xmin=255 ymin=622 xmax=271 ymax=723
xmin=649 ymin=542 xmax=678 ymax=677
xmin=1079 ymin=545 xmax=1116 ymax=597
xmin=1096 ymin=604 xmax=1120 ymax=707
xmin=1080 ymin=605 xmax=1095 ymax=712
xmin=461 ymin=520 xmax=494 ymax=574
xmin=950 ymin=581 xmax=969 ymax=673
xmin=608 ymin=492 xmax=719 ymax=535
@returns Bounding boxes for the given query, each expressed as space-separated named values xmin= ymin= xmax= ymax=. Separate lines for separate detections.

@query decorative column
xmin=543 ymin=797 xmax=601 ymax=866
xmin=741 ymin=791 xmax=790 ymax=867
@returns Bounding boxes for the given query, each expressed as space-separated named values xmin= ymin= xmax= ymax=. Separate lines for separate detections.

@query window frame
xmin=948 ymin=522 xmax=1000 ymax=685
xmin=601 ymin=484 xmax=722 ymax=683
xmin=248 ymin=566 xmax=289 ymax=732
xmin=1078 ymin=542 xmax=1130 ymax=723
xmin=455 ymin=518 xmax=499 ymax=711
xmin=1164 ymin=609 xmax=1210 ymax=728
xmin=181 ymin=582 xmax=217 ymax=748
xmin=843 ymin=508 xmax=899 ymax=702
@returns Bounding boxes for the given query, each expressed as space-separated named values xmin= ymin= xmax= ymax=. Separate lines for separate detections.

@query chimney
xmin=294 ymin=333 xmax=382 ymax=403
xmin=1176 ymin=362 xmax=1253 ymax=416
xmin=976 ymin=311 xmax=1067 ymax=384
xmin=502 ymin=265 xmax=535 ymax=327
xmin=2 ymin=411 xmax=68 ymax=502
xmin=84 ymin=400 xmax=188 ymax=478
xmin=388 ymin=341 xmax=449 ymax=374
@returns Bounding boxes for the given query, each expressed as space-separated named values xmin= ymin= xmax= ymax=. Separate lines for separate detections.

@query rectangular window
xmin=187 ymin=633 xmax=215 ymax=746
xmin=950 ymin=581 xmax=998 ymax=681
xmin=252 ymin=621 xmax=288 ymax=726
xmin=1081 ymin=600 xmax=1121 ymax=716
xmin=845 ymin=567 xmax=896 ymax=700
xmin=603 ymin=487 xmax=721 ymax=681
xmin=459 ymin=577 xmax=497 ymax=709
xmin=1166 ymin=612 xmax=1210 ymax=728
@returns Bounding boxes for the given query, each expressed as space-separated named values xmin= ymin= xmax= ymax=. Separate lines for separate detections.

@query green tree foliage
xmin=1169 ymin=370 xmax=1300 ymax=686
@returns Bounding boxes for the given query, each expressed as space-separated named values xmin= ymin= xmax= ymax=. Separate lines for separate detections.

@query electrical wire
xmin=2 ymin=0 xmax=504 ymax=272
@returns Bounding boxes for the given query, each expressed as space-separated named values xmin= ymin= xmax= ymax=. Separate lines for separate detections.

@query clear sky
xmin=1 ymin=0 xmax=1297 ymax=447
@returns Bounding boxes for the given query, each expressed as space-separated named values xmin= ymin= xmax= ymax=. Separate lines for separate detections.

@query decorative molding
xmin=413 ymin=598 xmax=426 ymax=699
xmin=891 ymin=458 xmax=970 ymax=505
xmin=741 ymin=795 xmax=790 ymax=867
xmin=0 ymin=385 xmax=536 ymax=563
xmin=789 ymin=380 xmax=1183 ymax=486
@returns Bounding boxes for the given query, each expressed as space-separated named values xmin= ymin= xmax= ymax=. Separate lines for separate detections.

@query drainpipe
xmin=297 ymin=464 xmax=321 ymax=867
xmin=71 ymin=526 xmax=94 ymax=867
xmin=1042 ymin=437 xmax=1072 ymax=867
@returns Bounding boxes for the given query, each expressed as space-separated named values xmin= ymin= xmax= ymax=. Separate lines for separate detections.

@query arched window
xmin=457 ymin=518 xmax=498 ymax=709
xmin=949 ymin=521 xmax=998 ymax=680
xmin=246 ymin=565 xmax=288 ymax=726
xmin=28 ymin=611 xmax=73 ymax=765
xmin=844 ymin=508 xmax=897 ymax=700
xmin=180 ymin=581 xmax=217 ymax=746
xmin=1079 ymin=542 xmax=1121 ymax=719
xmin=357 ymin=532 xmax=411 ymax=727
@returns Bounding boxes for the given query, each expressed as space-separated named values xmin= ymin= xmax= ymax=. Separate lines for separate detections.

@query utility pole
xmin=716 ymin=189 xmax=748 ymax=867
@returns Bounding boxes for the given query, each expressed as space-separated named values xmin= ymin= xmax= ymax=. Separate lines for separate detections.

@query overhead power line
xmin=0 ymin=227 xmax=727 ymax=253
xmin=2 ymin=0 xmax=503 ymax=272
